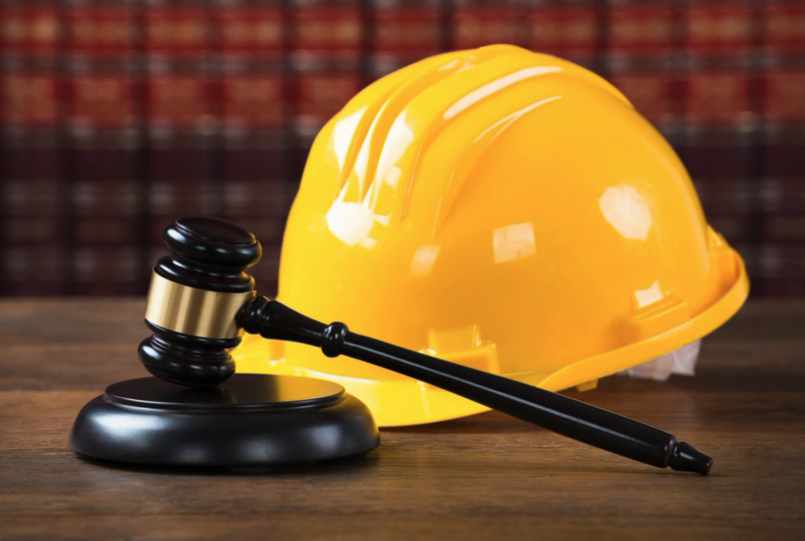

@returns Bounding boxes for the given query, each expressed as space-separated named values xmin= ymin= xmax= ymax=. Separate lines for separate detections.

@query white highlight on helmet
xmin=326 ymin=200 xmax=376 ymax=246
xmin=332 ymin=107 xmax=365 ymax=168
xmin=493 ymin=222 xmax=536 ymax=263
xmin=409 ymin=244 xmax=440 ymax=276
xmin=598 ymin=184 xmax=653 ymax=241
xmin=634 ymin=280 xmax=664 ymax=308
xmin=438 ymin=59 xmax=460 ymax=71
xmin=618 ymin=339 xmax=701 ymax=381
xmin=374 ymin=113 xmax=414 ymax=191
xmin=443 ymin=66 xmax=562 ymax=119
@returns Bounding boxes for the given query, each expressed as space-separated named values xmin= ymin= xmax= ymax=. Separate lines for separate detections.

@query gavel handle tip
xmin=669 ymin=441 xmax=713 ymax=475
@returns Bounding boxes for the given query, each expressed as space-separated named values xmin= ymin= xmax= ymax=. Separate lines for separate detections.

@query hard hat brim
xmin=235 ymin=251 xmax=748 ymax=427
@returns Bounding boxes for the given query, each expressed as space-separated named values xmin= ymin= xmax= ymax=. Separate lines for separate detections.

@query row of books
xmin=1 ymin=0 xmax=804 ymax=297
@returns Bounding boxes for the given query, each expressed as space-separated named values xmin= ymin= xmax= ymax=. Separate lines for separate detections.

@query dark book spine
xmin=678 ymin=0 xmax=761 ymax=277
xmin=289 ymin=0 xmax=364 ymax=178
xmin=757 ymin=1 xmax=805 ymax=296
xmin=681 ymin=108 xmax=758 ymax=259
xmin=290 ymin=0 xmax=364 ymax=136
xmin=602 ymin=0 xmax=679 ymax=137
xmin=522 ymin=0 xmax=597 ymax=69
xmin=0 ymin=0 xmax=68 ymax=296
xmin=143 ymin=0 xmax=218 ymax=267
xmin=64 ymin=0 xmax=144 ymax=295
xmin=450 ymin=0 xmax=521 ymax=50
xmin=213 ymin=0 xmax=290 ymax=295
xmin=369 ymin=0 xmax=444 ymax=78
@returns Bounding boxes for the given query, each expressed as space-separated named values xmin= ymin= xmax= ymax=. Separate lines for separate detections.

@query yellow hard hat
xmin=234 ymin=45 xmax=749 ymax=426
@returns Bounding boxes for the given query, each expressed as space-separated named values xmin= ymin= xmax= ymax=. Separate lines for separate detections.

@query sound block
xmin=70 ymin=374 xmax=380 ymax=469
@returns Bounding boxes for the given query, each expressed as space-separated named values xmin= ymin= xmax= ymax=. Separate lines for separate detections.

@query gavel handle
xmin=239 ymin=297 xmax=713 ymax=475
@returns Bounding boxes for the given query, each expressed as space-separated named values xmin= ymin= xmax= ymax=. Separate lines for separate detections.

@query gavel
xmin=127 ymin=217 xmax=713 ymax=475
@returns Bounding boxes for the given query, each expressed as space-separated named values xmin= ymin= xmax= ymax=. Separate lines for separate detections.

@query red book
xmin=213 ymin=0 xmax=292 ymax=294
xmin=213 ymin=0 xmax=285 ymax=60
xmin=293 ymin=63 xmax=362 ymax=134
xmin=679 ymin=7 xmax=758 ymax=232
xmin=681 ymin=60 xmax=755 ymax=127
xmin=143 ymin=0 xmax=217 ymax=259
xmin=218 ymin=60 xmax=287 ymax=192
xmin=523 ymin=0 xmax=597 ymax=68
xmin=762 ymin=1 xmax=805 ymax=54
xmin=0 ymin=1 xmax=61 ymax=56
xmin=683 ymin=0 xmax=754 ymax=58
xmin=762 ymin=64 xmax=805 ymax=125
xmin=370 ymin=0 xmax=443 ymax=77
xmin=64 ymin=0 xmax=144 ymax=295
xmin=292 ymin=0 xmax=363 ymax=60
xmin=603 ymin=0 xmax=681 ymax=132
xmin=680 ymin=1 xmax=757 ymax=126
xmin=607 ymin=0 xmax=675 ymax=59
xmin=214 ymin=0 xmax=286 ymax=189
xmin=608 ymin=60 xmax=678 ymax=129
xmin=452 ymin=0 xmax=521 ymax=50
xmin=289 ymin=0 xmax=364 ymax=194
xmin=290 ymin=0 xmax=363 ymax=132
xmin=678 ymin=1 xmax=765 ymax=288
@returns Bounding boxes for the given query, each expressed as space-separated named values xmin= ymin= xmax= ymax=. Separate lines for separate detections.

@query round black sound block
xmin=70 ymin=374 xmax=380 ymax=469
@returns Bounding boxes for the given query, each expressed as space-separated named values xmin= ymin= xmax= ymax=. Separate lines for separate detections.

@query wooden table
xmin=1 ymin=299 xmax=803 ymax=539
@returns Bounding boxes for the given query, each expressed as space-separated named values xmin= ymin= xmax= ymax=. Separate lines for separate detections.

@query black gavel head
xmin=139 ymin=217 xmax=262 ymax=388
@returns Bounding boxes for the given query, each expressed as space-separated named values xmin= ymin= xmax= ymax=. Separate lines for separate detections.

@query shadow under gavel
xmin=139 ymin=216 xmax=713 ymax=475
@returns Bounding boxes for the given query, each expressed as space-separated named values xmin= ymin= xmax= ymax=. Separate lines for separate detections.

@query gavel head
xmin=139 ymin=217 xmax=261 ymax=388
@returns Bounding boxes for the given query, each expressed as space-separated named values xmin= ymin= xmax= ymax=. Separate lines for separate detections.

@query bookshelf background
xmin=1 ymin=0 xmax=804 ymax=298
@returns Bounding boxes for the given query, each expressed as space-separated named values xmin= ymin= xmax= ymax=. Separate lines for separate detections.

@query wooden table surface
xmin=0 ymin=299 xmax=803 ymax=540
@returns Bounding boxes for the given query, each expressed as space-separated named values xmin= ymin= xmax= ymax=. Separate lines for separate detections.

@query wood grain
xmin=0 ymin=299 xmax=803 ymax=540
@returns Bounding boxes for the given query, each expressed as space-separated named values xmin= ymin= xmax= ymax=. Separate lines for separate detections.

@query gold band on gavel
xmin=144 ymin=271 xmax=255 ymax=339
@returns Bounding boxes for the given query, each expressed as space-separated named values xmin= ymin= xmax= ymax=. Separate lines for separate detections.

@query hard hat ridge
xmin=324 ymin=45 xmax=630 ymax=235
xmin=235 ymin=45 xmax=749 ymax=426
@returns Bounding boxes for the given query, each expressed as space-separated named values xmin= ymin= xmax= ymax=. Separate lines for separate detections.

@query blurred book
xmin=65 ymin=0 xmax=144 ymax=295
xmin=0 ymin=0 xmax=68 ymax=295
xmin=143 ymin=0 xmax=218 ymax=273
xmin=215 ymin=0 xmax=290 ymax=295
